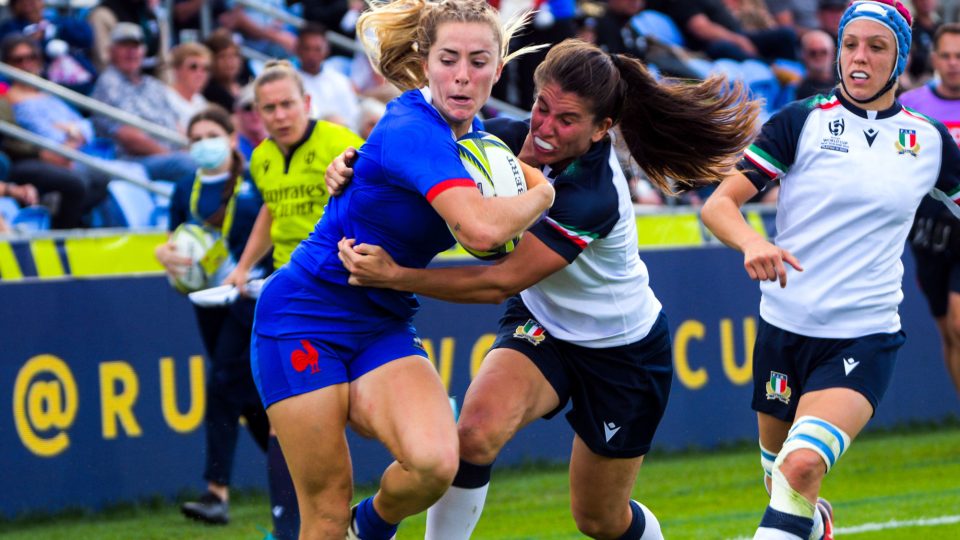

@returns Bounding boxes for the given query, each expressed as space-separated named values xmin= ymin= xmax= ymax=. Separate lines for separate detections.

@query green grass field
xmin=2 ymin=425 xmax=959 ymax=539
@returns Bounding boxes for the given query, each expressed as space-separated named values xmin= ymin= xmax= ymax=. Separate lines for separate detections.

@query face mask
xmin=189 ymin=136 xmax=230 ymax=170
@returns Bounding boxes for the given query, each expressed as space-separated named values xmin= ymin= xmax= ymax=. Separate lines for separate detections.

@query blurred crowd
xmin=0 ymin=0 xmax=956 ymax=232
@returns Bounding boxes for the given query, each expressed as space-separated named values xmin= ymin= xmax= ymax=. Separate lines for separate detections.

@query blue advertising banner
xmin=1 ymin=246 xmax=955 ymax=517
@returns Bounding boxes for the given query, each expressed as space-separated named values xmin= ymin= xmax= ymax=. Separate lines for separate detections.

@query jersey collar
xmin=834 ymin=88 xmax=902 ymax=120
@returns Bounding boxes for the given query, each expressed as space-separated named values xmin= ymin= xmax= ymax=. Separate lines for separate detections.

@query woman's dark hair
xmin=187 ymin=105 xmax=244 ymax=227
xmin=0 ymin=34 xmax=39 ymax=63
xmin=533 ymin=39 xmax=762 ymax=193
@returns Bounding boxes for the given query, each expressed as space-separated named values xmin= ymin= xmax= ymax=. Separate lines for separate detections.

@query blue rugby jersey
xmin=258 ymin=88 xmax=481 ymax=336
xmin=741 ymin=90 xmax=960 ymax=338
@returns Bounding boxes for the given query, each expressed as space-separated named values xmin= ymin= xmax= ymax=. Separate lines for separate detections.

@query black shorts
xmin=909 ymin=213 xmax=960 ymax=318
xmin=752 ymin=318 xmax=905 ymax=421
xmin=491 ymin=297 xmax=673 ymax=458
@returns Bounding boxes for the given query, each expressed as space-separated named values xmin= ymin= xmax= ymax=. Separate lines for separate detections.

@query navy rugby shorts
xmin=751 ymin=317 xmax=904 ymax=421
xmin=491 ymin=297 xmax=673 ymax=458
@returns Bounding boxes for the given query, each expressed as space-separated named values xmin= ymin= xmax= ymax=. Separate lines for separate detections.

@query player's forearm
xmin=236 ymin=207 xmax=273 ymax=272
xmin=392 ymin=265 xmax=515 ymax=304
xmin=461 ymin=184 xmax=553 ymax=251
xmin=701 ymin=194 xmax=763 ymax=253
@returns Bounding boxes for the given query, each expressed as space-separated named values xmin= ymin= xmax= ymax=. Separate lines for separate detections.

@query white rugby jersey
xmin=742 ymin=91 xmax=960 ymax=338
xmin=486 ymin=118 xmax=662 ymax=348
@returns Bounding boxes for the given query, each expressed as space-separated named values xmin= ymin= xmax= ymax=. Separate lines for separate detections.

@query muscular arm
xmin=341 ymin=232 xmax=568 ymax=304
xmin=431 ymin=163 xmax=553 ymax=253
xmin=222 ymin=205 xmax=273 ymax=291
xmin=687 ymin=14 xmax=757 ymax=54
xmin=702 ymin=170 xmax=801 ymax=286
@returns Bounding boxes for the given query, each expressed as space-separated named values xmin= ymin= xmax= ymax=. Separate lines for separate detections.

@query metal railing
xmin=0 ymin=63 xmax=189 ymax=148
xmin=232 ymin=0 xmax=529 ymax=118
xmin=0 ymin=122 xmax=170 ymax=196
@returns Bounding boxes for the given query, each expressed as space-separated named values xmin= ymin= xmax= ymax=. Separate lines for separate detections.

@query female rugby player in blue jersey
xmin=334 ymin=39 xmax=760 ymax=540
xmin=701 ymin=1 xmax=960 ymax=539
xmin=248 ymin=1 xmax=555 ymax=539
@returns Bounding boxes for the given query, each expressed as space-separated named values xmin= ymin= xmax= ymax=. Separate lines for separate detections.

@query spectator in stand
xmin=88 ymin=0 xmax=168 ymax=78
xmin=0 ymin=155 xmax=40 ymax=233
xmin=166 ymin=42 xmax=211 ymax=132
xmin=232 ymin=84 xmax=267 ymax=162
xmin=904 ymin=0 xmax=941 ymax=89
xmin=296 ymin=0 xmax=365 ymax=57
xmin=766 ymin=0 xmax=820 ymax=35
xmin=648 ymin=0 xmax=798 ymax=61
xmin=203 ymin=28 xmax=255 ymax=112
xmin=491 ymin=0 xmax=578 ymax=110
xmin=0 ymin=35 xmax=110 ymax=228
xmin=900 ymin=23 xmax=960 ymax=399
xmin=296 ymin=23 xmax=359 ymax=131
xmin=0 ymin=0 xmax=96 ymax=94
xmin=171 ymin=0 xmax=297 ymax=56
xmin=816 ymin=0 xmax=846 ymax=40
xmin=795 ymin=29 xmax=837 ymax=98
xmin=594 ymin=0 xmax=703 ymax=79
xmin=357 ymin=96 xmax=386 ymax=140
xmin=91 ymin=23 xmax=196 ymax=186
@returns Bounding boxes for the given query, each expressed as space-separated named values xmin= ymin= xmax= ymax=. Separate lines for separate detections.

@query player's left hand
xmin=338 ymin=237 xmax=400 ymax=288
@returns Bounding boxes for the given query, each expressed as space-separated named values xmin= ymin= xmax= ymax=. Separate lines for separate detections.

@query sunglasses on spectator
xmin=185 ymin=62 xmax=211 ymax=72
xmin=804 ymin=49 xmax=831 ymax=57
xmin=240 ymin=103 xmax=255 ymax=112
xmin=7 ymin=53 xmax=39 ymax=64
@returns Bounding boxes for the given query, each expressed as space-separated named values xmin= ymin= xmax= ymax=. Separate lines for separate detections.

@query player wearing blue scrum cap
xmin=702 ymin=1 xmax=960 ymax=539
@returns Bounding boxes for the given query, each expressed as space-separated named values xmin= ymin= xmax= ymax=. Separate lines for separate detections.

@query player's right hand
xmin=154 ymin=241 xmax=191 ymax=277
xmin=742 ymin=238 xmax=802 ymax=288
xmin=326 ymin=147 xmax=358 ymax=196
xmin=222 ymin=266 xmax=250 ymax=296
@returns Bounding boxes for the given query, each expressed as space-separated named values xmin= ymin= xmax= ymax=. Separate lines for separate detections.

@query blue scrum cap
xmin=837 ymin=0 xmax=913 ymax=80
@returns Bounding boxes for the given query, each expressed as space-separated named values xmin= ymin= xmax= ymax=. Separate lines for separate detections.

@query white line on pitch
xmin=725 ymin=514 xmax=960 ymax=539
xmin=836 ymin=514 xmax=960 ymax=534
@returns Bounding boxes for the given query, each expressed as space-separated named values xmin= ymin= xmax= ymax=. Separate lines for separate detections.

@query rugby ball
xmin=167 ymin=223 xmax=215 ymax=294
xmin=456 ymin=131 xmax=526 ymax=260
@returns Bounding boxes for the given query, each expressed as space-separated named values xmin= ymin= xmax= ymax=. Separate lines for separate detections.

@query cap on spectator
xmin=111 ymin=23 xmax=144 ymax=45
xmin=235 ymin=83 xmax=256 ymax=111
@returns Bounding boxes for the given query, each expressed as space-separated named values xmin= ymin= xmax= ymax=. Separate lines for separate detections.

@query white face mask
xmin=189 ymin=136 xmax=230 ymax=170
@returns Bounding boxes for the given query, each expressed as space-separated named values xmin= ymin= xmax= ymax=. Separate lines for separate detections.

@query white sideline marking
xmin=835 ymin=514 xmax=960 ymax=534
xmin=726 ymin=514 xmax=960 ymax=539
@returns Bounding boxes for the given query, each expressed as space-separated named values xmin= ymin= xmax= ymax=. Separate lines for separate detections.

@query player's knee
xmin=457 ymin=414 xmax=507 ymax=464
xmin=775 ymin=416 xmax=851 ymax=492
xmin=404 ymin=442 xmax=460 ymax=493
xmin=778 ymin=448 xmax=825 ymax=491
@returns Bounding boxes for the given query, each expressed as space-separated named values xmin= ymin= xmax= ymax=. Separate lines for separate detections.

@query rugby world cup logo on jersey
xmin=820 ymin=119 xmax=849 ymax=153
xmin=514 ymin=319 xmax=546 ymax=345
xmin=765 ymin=371 xmax=792 ymax=404
xmin=895 ymin=128 xmax=920 ymax=156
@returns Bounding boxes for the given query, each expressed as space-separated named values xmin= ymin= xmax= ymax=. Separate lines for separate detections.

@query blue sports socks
xmin=354 ymin=496 xmax=399 ymax=540
xmin=267 ymin=435 xmax=300 ymax=540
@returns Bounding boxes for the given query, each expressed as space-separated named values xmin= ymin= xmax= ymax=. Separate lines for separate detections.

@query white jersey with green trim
xmin=519 ymin=139 xmax=661 ymax=349
xmin=741 ymin=91 xmax=960 ymax=338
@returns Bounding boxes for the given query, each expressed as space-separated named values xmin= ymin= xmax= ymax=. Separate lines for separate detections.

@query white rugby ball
xmin=456 ymin=131 xmax=526 ymax=260
xmin=167 ymin=223 xmax=215 ymax=294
